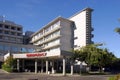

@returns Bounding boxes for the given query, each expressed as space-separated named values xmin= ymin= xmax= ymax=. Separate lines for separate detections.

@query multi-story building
xmin=0 ymin=18 xmax=35 ymax=63
xmin=0 ymin=19 xmax=23 ymax=44
xmin=69 ymin=8 xmax=94 ymax=49
xmin=30 ymin=8 xmax=93 ymax=54
xmin=30 ymin=17 xmax=74 ymax=57
xmin=12 ymin=8 xmax=93 ymax=74
xmin=23 ymin=31 xmax=34 ymax=44
xmin=3 ymin=8 xmax=94 ymax=75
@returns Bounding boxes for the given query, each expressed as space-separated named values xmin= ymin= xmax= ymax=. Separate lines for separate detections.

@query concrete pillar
xmin=52 ymin=60 xmax=55 ymax=74
xmin=63 ymin=57 xmax=66 ymax=76
xmin=46 ymin=59 xmax=48 ymax=74
xmin=41 ymin=60 xmax=43 ymax=73
xmin=57 ymin=61 xmax=59 ymax=71
xmin=17 ymin=59 xmax=20 ymax=72
xmin=35 ymin=59 xmax=37 ymax=74
xmin=71 ymin=64 xmax=73 ymax=75
xmin=22 ymin=59 xmax=25 ymax=71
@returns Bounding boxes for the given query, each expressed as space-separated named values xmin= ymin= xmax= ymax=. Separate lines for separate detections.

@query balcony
xmin=44 ymin=26 xmax=60 ymax=37
xmin=91 ymin=27 xmax=94 ymax=31
xmin=42 ymin=43 xmax=60 ymax=50
xmin=30 ymin=26 xmax=60 ymax=43
xmin=37 ymin=35 xmax=61 ymax=45
xmin=91 ymin=34 xmax=94 ymax=38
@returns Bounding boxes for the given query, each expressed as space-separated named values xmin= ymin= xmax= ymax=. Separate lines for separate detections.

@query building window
xmin=74 ymin=45 xmax=77 ymax=48
xmin=28 ymin=48 xmax=34 ymax=52
xmin=11 ymin=46 xmax=18 ymax=52
xmin=21 ymin=47 xmax=27 ymax=53
xmin=0 ymin=45 xmax=4 ymax=50
xmin=10 ymin=37 xmax=16 ymax=41
xmin=16 ymin=38 xmax=22 ymax=42
xmin=51 ymin=30 xmax=60 ymax=37
xmin=51 ymin=21 xmax=60 ymax=29
xmin=0 ymin=24 xmax=3 ymax=28
xmin=11 ymin=26 xmax=15 ymax=30
xmin=4 ymin=31 xmax=9 ymax=34
xmin=17 ymin=28 xmax=21 ymax=31
xmin=4 ymin=46 xmax=10 ymax=50
xmin=74 ymin=37 xmax=78 ymax=40
xmin=0 ymin=35 xmax=2 ymax=39
xmin=45 ymin=27 xmax=51 ymax=33
xmin=11 ymin=32 xmax=16 ymax=35
xmin=5 ymin=25 xmax=9 ymax=29
xmin=17 ymin=33 xmax=22 ymax=36
xmin=0 ymin=30 xmax=2 ymax=33
xmin=4 ymin=36 xmax=9 ymax=40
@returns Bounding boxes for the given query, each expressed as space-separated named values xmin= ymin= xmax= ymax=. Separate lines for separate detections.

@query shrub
xmin=109 ymin=74 xmax=120 ymax=80
xmin=2 ymin=56 xmax=16 ymax=72
xmin=2 ymin=64 xmax=12 ymax=72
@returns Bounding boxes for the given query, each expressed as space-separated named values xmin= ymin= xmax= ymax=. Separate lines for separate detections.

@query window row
xmin=0 ymin=24 xmax=22 ymax=31
xmin=0 ymin=30 xmax=22 ymax=36
xmin=44 ymin=30 xmax=60 ymax=41
xmin=44 ymin=39 xmax=60 ymax=47
xmin=0 ymin=45 xmax=34 ymax=53
xmin=0 ymin=36 xmax=22 ymax=42
xmin=44 ymin=21 xmax=60 ymax=33
xmin=34 ymin=30 xmax=60 ymax=45
xmin=33 ymin=21 xmax=60 ymax=40
xmin=45 ymin=47 xmax=60 ymax=53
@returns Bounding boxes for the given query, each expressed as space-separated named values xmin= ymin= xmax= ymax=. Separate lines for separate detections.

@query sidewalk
xmin=0 ymin=69 xmax=8 ymax=74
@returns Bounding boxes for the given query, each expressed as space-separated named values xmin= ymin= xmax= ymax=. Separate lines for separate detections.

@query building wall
xmin=30 ymin=17 xmax=74 ymax=57
xmin=69 ymin=8 xmax=93 ymax=49
xmin=60 ymin=19 xmax=74 ymax=52
xmin=0 ymin=20 xmax=23 ymax=44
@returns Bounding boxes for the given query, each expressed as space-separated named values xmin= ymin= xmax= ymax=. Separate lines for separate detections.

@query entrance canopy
xmin=13 ymin=52 xmax=61 ymax=59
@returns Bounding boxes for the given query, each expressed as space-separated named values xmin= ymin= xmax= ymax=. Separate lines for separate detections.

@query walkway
xmin=0 ymin=69 xmax=110 ymax=80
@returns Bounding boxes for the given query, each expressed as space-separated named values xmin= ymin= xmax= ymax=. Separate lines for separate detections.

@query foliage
xmin=72 ymin=44 xmax=117 ymax=72
xmin=2 ymin=56 xmax=16 ymax=72
xmin=114 ymin=27 xmax=120 ymax=34
xmin=110 ymin=58 xmax=120 ymax=71
xmin=109 ymin=74 xmax=120 ymax=80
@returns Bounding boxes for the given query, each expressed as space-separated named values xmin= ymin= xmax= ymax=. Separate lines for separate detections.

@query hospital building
xmin=0 ymin=8 xmax=94 ymax=75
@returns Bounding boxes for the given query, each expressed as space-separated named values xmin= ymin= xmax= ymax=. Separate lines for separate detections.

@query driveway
xmin=0 ymin=69 xmax=110 ymax=80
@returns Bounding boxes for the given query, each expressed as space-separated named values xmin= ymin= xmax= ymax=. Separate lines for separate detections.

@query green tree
xmin=72 ymin=44 xmax=116 ymax=72
xmin=115 ymin=27 xmax=120 ymax=34
xmin=2 ymin=56 xmax=16 ymax=72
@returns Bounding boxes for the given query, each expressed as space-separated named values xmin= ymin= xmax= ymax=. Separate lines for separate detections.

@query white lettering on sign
xmin=26 ymin=52 xmax=47 ymax=57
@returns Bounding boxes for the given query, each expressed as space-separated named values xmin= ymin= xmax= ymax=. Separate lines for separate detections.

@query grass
xmin=109 ymin=74 xmax=120 ymax=80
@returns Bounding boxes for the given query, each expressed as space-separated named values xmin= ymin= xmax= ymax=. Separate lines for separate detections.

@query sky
xmin=0 ymin=0 xmax=120 ymax=57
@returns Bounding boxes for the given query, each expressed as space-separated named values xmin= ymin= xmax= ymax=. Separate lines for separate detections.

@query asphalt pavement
xmin=0 ymin=69 xmax=110 ymax=80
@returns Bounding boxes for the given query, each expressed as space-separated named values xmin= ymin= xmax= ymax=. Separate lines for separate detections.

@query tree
xmin=114 ymin=19 xmax=120 ymax=34
xmin=72 ymin=44 xmax=116 ymax=72
xmin=115 ymin=27 xmax=120 ymax=34
xmin=2 ymin=56 xmax=16 ymax=72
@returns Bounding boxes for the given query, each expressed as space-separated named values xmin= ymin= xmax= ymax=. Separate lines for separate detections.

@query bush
xmin=109 ymin=74 xmax=120 ymax=80
xmin=2 ymin=64 xmax=12 ymax=72
xmin=2 ymin=56 xmax=16 ymax=72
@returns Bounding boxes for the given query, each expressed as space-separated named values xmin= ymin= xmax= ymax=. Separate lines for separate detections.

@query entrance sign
xmin=26 ymin=52 xmax=47 ymax=57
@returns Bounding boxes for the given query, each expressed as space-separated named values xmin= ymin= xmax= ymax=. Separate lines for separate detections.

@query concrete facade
xmin=0 ymin=20 xmax=23 ymax=44
xmin=2 ymin=8 xmax=94 ymax=75
xmin=69 ymin=8 xmax=94 ymax=49
xmin=30 ymin=17 xmax=74 ymax=57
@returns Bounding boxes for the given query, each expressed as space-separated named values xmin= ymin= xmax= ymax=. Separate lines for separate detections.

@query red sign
xmin=26 ymin=52 xmax=47 ymax=57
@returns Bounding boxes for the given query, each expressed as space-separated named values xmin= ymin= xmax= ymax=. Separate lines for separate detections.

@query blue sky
xmin=0 ymin=0 xmax=120 ymax=57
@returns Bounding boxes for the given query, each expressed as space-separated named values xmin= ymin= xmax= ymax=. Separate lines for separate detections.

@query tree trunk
xmin=99 ymin=66 xmax=103 ymax=73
